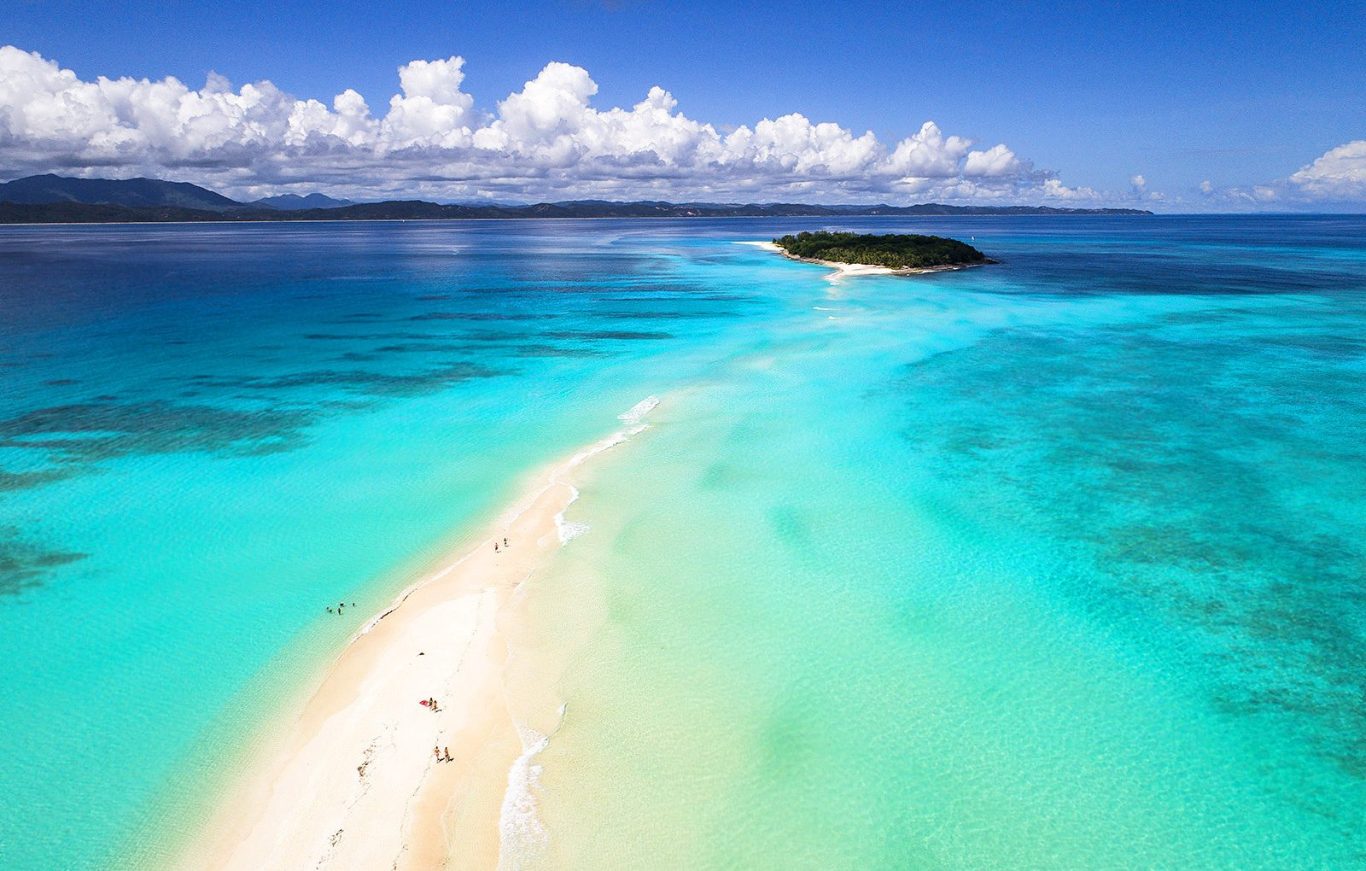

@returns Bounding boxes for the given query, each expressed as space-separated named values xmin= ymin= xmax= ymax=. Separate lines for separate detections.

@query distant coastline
xmin=0 ymin=174 xmax=1154 ymax=225
xmin=0 ymin=200 xmax=1156 ymax=225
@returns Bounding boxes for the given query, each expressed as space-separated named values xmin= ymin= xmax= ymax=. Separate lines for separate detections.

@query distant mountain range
xmin=0 ymin=175 xmax=352 ymax=213
xmin=0 ymin=174 xmax=1153 ymax=223
xmin=0 ymin=174 xmax=243 ymax=211
xmin=252 ymin=192 xmax=354 ymax=210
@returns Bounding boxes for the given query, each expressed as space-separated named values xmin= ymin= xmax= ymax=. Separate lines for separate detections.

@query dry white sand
xmin=183 ymin=404 xmax=658 ymax=871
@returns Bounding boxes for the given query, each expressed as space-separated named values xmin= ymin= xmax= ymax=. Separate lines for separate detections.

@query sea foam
xmin=553 ymin=485 xmax=589 ymax=544
xmin=617 ymin=395 xmax=660 ymax=425
xmin=549 ymin=396 xmax=659 ymax=547
xmin=497 ymin=704 xmax=567 ymax=870
xmin=497 ymin=398 xmax=660 ymax=863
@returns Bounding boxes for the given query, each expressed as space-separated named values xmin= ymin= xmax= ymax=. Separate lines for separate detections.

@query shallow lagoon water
xmin=0 ymin=216 xmax=1362 ymax=868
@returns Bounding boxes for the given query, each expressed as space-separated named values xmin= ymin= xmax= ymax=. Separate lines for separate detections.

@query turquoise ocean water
xmin=0 ymin=216 xmax=1362 ymax=868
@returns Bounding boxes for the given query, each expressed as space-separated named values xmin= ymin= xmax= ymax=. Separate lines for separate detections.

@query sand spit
xmin=182 ymin=401 xmax=658 ymax=871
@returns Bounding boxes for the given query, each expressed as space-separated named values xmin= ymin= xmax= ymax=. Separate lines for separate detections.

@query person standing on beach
xmin=434 ymin=744 xmax=441 ymax=761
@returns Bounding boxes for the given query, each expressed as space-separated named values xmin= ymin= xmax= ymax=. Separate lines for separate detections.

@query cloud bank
xmin=0 ymin=45 xmax=1098 ymax=203
xmin=1287 ymin=140 xmax=1366 ymax=201
xmin=1194 ymin=140 xmax=1366 ymax=210
xmin=4 ymin=46 xmax=1359 ymax=208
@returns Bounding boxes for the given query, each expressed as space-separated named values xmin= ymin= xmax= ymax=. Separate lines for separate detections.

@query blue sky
xmin=3 ymin=0 xmax=1363 ymax=208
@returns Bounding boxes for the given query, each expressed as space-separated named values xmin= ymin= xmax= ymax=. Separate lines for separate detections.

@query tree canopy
xmin=773 ymin=231 xmax=988 ymax=269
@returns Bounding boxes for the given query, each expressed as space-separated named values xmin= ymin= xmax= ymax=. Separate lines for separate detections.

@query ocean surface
xmin=0 ymin=215 xmax=1362 ymax=869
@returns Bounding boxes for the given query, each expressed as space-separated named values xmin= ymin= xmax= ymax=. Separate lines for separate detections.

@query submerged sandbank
xmin=180 ymin=398 xmax=660 ymax=871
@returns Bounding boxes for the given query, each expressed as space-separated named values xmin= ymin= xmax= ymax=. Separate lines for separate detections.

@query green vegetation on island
xmin=773 ymin=231 xmax=990 ymax=270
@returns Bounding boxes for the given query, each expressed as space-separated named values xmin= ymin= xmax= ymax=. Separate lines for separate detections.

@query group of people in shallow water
xmin=326 ymin=536 xmax=508 ymax=618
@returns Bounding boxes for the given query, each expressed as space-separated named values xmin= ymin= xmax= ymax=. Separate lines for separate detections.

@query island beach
xmin=181 ymin=401 xmax=659 ymax=871
xmin=744 ymin=239 xmax=990 ymax=280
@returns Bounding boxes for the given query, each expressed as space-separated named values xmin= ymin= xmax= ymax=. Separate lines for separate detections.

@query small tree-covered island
xmin=773 ymin=230 xmax=992 ymax=272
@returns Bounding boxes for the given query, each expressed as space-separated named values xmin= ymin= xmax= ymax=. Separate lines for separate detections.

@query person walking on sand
xmin=434 ymin=744 xmax=441 ymax=761
xmin=444 ymin=747 xmax=453 ymax=762
xmin=503 ymin=537 xmax=508 ymax=548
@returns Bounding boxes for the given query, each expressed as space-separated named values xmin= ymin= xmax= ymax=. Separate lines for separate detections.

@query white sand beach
xmin=183 ymin=404 xmax=658 ymax=871
xmin=741 ymin=239 xmax=981 ymax=280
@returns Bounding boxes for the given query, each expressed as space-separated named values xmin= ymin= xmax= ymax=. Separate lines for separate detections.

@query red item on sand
xmin=419 ymin=699 xmax=430 ymax=706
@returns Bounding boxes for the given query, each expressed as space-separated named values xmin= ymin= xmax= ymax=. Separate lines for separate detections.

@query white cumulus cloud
xmin=1288 ymin=140 xmax=1366 ymax=200
xmin=379 ymin=57 xmax=475 ymax=149
xmin=962 ymin=144 xmax=1022 ymax=178
xmin=0 ymin=45 xmax=1105 ymax=203
xmin=1038 ymin=178 xmax=1102 ymax=200
xmin=1194 ymin=140 xmax=1366 ymax=210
